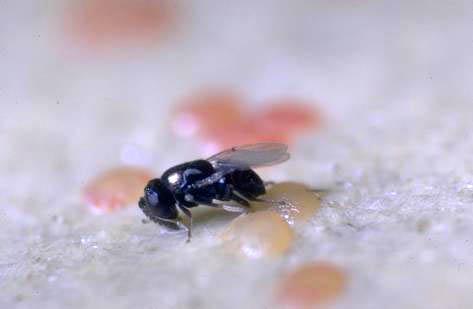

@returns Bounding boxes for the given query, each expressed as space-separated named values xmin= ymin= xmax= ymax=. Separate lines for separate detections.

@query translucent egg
xmin=220 ymin=211 xmax=294 ymax=259
xmin=254 ymin=182 xmax=322 ymax=226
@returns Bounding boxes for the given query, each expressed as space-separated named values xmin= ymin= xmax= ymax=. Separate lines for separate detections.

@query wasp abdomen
xmin=230 ymin=169 xmax=266 ymax=199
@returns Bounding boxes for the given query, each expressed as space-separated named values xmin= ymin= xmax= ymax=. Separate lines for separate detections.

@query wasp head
xmin=138 ymin=178 xmax=179 ymax=229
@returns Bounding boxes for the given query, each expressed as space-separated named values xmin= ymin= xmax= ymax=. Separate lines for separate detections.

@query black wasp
xmin=138 ymin=143 xmax=290 ymax=241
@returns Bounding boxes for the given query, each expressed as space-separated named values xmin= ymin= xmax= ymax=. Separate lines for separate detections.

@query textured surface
xmin=1 ymin=1 xmax=473 ymax=308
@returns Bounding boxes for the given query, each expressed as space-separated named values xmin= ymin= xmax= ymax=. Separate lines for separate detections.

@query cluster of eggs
xmin=218 ymin=182 xmax=346 ymax=307
xmin=172 ymin=89 xmax=322 ymax=154
xmin=219 ymin=182 xmax=321 ymax=258
xmin=83 ymin=171 xmax=346 ymax=307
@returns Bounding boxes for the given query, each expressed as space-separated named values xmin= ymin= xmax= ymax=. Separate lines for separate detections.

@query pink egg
xmin=65 ymin=0 xmax=174 ymax=50
xmin=82 ymin=166 xmax=152 ymax=213
xmin=172 ymin=89 xmax=245 ymax=138
xmin=202 ymin=117 xmax=291 ymax=153
xmin=274 ymin=262 xmax=347 ymax=308
xmin=258 ymin=99 xmax=322 ymax=137
xmin=172 ymin=92 xmax=324 ymax=154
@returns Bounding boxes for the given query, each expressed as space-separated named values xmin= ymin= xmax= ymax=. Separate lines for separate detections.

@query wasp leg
xmin=231 ymin=190 xmax=272 ymax=205
xmin=191 ymin=185 xmax=251 ymax=213
xmin=154 ymin=216 xmax=190 ymax=234
xmin=221 ymin=203 xmax=249 ymax=213
xmin=191 ymin=200 xmax=248 ymax=214
xmin=239 ymin=193 xmax=290 ymax=208
xmin=177 ymin=204 xmax=193 ymax=243
xmin=211 ymin=201 xmax=249 ymax=213
xmin=229 ymin=191 xmax=251 ymax=207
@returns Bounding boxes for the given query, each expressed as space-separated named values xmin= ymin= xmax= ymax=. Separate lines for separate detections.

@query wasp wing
xmin=208 ymin=142 xmax=290 ymax=170
xmin=193 ymin=143 xmax=290 ymax=188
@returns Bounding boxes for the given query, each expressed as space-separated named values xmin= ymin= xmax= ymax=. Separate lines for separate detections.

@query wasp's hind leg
xmin=236 ymin=190 xmax=290 ymax=208
xmin=229 ymin=191 xmax=250 ymax=207
xmin=197 ymin=200 xmax=250 ymax=214
xmin=214 ymin=191 xmax=252 ymax=213
xmin=196 ymin=190 xmax=251 ymax=214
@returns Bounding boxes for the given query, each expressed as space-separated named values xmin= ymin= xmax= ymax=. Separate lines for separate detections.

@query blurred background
xmin=2 ymin=0 xmax=471 ymax=175
xmin=2 ymin=1 xmax=473 ymax=308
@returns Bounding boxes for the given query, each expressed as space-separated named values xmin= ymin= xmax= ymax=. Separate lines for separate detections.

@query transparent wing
xmin=193 ymin=143 xmax=290 ymax=189
xmin=208 ymin=142 xmax=290 ymax=170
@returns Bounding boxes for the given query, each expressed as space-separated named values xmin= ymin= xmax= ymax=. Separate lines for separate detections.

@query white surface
xmin=1 ymin=1 xmax=473 ymax=308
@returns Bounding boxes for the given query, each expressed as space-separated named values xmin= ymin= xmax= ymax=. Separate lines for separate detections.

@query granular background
xmin=1 ymin=1 xmax=473 ymax=308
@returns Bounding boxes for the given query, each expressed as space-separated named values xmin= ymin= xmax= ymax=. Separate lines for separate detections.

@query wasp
xmin=138 ymin=143 xmax=290 ymax=241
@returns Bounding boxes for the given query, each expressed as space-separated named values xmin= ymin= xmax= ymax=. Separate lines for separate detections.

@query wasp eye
xmin=145 ymin=179 xmax=165 ymax=207
xmin=145 ymin=186 xmax=159 ymax=206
